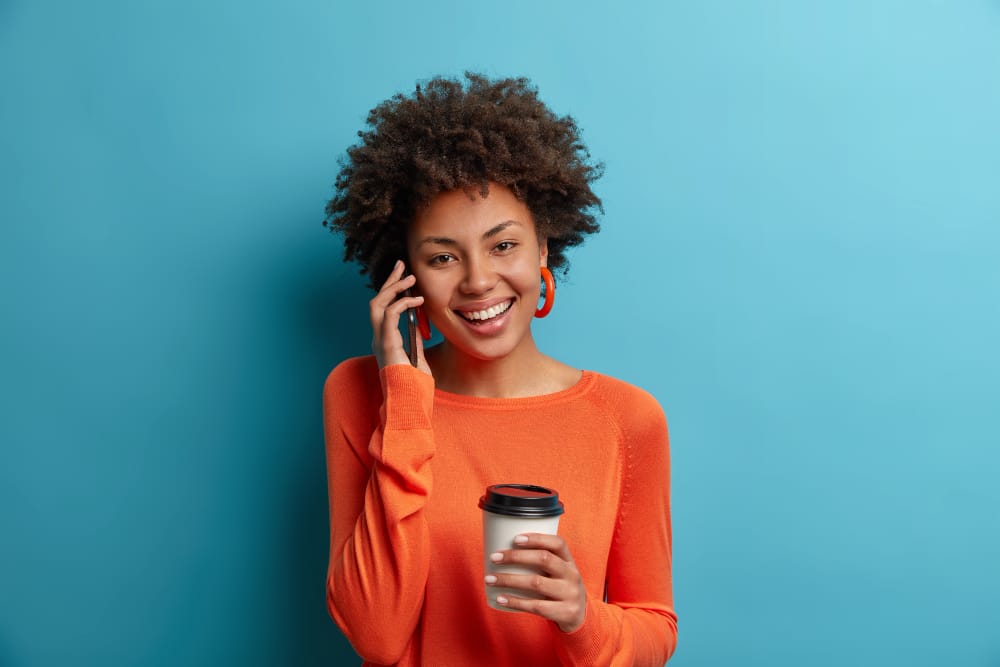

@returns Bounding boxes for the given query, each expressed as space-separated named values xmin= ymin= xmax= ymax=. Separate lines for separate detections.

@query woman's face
xmin=406 ymin=182 xmax=548 ymax=363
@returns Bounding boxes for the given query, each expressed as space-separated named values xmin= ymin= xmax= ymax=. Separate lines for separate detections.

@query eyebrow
xmin=416 ymin=220 xmax=521 ymax=249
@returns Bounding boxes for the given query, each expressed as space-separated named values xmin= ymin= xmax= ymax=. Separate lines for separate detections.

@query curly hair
xmin=324 ymin=72 xmax=604 ymax=290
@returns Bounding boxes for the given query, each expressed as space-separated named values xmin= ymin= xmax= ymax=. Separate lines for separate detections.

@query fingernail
xmin=484 ymin=575 xmax=497 ymax=585
xmin=490 ymin=552 xmax=503 ymax=563
xmin=496 ymin=596 xmax=508 ymax=605
xmin=513 ymin=535 xmax=528 ymax=545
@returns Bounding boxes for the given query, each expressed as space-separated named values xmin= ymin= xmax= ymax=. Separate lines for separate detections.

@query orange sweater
xmin=323 ymin=356 xmax=677 ymax=666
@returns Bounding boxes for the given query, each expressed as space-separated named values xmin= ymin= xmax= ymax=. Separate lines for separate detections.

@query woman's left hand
xmin=486 ymin=533 xmax=587 ymax=633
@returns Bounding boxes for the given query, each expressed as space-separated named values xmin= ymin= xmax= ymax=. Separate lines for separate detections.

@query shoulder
xmin=325 ymin=354 xmax=379 ymax=389
xmin=582 ymin=374 xmax=672 ymax=483
xmin=323 ymin=355 xmax=382 ymax=411
xmin=585 ymin=372 xmax=666 ymax=417
xmin=583 ymin=372 xmax=669 ymax=438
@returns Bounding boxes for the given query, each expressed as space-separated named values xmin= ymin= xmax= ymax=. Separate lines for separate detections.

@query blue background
xmin=2 ymin=1 xmax=999 ymax=665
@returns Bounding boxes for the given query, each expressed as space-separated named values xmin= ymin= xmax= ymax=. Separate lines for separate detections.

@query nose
xmin=460 ymin=255 xmax=498 ymax=296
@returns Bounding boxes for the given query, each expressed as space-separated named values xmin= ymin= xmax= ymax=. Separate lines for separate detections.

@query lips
xmin=455 ymin=298 xmax=514 ymax=324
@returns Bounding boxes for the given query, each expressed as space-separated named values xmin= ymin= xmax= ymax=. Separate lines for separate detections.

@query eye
xmin=429 ymin=253 xmax=455 ymax=266
xmin=494 ymin=241 xmax=518 ymax=253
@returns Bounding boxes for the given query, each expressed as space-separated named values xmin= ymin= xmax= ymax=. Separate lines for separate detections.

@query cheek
xmin=517 ymin=263 xmax=543 ymax=293
xmin=414 ymin=276 xmax=452 ymax=310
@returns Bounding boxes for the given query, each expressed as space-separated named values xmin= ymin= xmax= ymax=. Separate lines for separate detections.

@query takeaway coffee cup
xmin=479 ymin=484 xmax=565 ymax=612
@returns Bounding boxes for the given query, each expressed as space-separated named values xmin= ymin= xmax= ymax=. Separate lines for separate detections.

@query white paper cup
xmin=479 ymin=484 xmax=565 ymax=612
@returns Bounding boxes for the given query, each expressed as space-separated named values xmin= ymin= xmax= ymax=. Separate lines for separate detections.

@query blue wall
xmin=2 ymin=1 xmax=998 ymax=665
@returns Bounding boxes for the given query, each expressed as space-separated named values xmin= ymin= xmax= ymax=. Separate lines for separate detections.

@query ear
xmin=539 ymin=238 xmax=549 ymax=267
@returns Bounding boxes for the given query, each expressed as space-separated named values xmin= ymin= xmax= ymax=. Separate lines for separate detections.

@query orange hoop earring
xmin=534 ymin=267 xmax=555 ymax=318
xmin=416 ymin=306 xmax=432 ymax=340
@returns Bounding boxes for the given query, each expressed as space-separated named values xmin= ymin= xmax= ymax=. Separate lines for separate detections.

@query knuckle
xmin=531 ymin=576 xmax=545 ymax=592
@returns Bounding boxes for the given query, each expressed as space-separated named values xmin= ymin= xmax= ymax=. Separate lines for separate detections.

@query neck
xmin=428 ymin=337 xmax=555 ymax=398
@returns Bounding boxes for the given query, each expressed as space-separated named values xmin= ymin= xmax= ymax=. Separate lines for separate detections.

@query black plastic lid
xmin=478 ymin=484 xmax=565 ymax=518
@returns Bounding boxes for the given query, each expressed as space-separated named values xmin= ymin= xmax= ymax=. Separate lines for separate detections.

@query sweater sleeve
xmin=552 ymin=390 xmax=678 ymax=666
xmin=323 ymin=360 xmax=436 ymax=665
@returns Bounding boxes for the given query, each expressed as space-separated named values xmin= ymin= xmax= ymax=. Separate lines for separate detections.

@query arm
xmin=324 ymin=360 xmax=435 ymax=665
xmin=484 ymin=388 xmax=677 ymax=665
xmin=324 ymin=261 xmax=435 ymax=664
xmin=552 ymin=391 xmax=677 ymax=666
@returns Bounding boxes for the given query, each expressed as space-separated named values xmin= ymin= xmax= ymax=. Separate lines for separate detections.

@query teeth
xmin=462 ymin=300 xmax=512 ymax=322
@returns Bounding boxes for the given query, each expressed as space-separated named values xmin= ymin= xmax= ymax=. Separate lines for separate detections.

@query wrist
xmin=556 ymin=606 xmax=586 ymax=634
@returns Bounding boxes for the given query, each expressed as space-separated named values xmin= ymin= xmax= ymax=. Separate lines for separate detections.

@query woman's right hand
xmin=370 ymin=260 xmax=431 ymax=375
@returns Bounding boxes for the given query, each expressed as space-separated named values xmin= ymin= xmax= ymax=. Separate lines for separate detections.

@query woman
xmin=322 ymin=73 xmax=677 ymax=666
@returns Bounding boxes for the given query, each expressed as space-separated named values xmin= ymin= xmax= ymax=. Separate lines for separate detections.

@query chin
xmin=454 ymin=342 xmax=517 ymax=362
xmin=445 ymin=332 xmax=528 ymax=363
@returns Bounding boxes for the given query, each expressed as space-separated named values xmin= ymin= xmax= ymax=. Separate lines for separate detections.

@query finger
xmin=382 ymin=295 xmax=424 ymax=329
xmin=375 ymin=295 xmax=424 ymax=348
xmin=371 ymin=273 xmax=417 ymax=312
xmin=378 ymin=259 xmax=406 ymax=291
xmin=370 ymin=274 xmax=417 ymax=332
xmin=491 ymin=547 xmax=570 ymax=578
xmin=371 ymin=259 xmax=407 ymax=321
xmin=493 ymin=595 xmax=581 ymax=629
xmin=513 ymin=533 xmax=574 ymax=563
xmin=485 ymin=571 xmax=567 ymax=601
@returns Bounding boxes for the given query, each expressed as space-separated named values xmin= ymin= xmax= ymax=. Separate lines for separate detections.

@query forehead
xmin=409 ymin=183 xmax=536 ymax=239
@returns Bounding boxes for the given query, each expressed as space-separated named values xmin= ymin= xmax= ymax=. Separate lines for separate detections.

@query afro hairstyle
xmin=324 ymin=72 xmax=604 ymax=290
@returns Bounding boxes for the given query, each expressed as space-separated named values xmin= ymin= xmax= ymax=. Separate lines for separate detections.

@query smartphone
xmin=403 ymin=286 xmax=419 ymax=368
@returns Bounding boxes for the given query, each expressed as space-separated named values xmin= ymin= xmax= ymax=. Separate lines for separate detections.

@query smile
xmin=456 ymin=299 xmax=513 ymax=323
